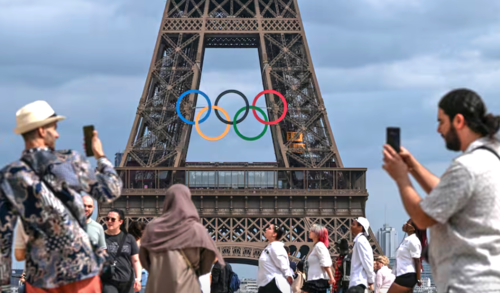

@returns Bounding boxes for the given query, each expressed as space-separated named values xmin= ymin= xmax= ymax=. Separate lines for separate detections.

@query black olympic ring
xmin=214 ymin=89 xmax=249 ymax=125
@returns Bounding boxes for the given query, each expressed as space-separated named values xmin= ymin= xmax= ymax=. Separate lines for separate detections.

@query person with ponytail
xmin=301 ymin=224 xmax=334 ymax=293
xmin=387 ymin=219 xmax=426 ymax=293
xmin=382 ymin=88 xmax=500 ymax=293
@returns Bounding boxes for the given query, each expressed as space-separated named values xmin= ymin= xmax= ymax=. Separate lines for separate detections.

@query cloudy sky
xmin=2 ymin=0 xmax=500 ymax=276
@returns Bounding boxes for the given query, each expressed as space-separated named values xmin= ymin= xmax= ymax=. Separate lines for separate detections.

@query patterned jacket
xmin=0 ymin=147 xmax=122 ymax=290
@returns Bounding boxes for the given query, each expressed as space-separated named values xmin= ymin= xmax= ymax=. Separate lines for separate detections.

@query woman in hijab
xmin=139 ymin=184 xmax=224 ymax=293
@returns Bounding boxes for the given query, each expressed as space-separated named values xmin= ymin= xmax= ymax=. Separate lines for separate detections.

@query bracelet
xmin=135 ymin=278 xmax=141 ymax=281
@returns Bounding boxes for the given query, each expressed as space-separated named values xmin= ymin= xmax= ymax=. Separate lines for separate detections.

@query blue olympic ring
xmin=176 ymin=90 xmax=212 ymax=125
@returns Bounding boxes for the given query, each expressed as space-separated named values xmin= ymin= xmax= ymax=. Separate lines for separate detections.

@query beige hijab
xmin=141 ymin=184 xmax=224 ymax=272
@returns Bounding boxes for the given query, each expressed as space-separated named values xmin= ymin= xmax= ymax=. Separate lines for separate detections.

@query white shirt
xmin=349 ymin=233 xmax=375 ymax=288
xmin=15 ymin=218 xmax=29 ymax=249
xmin=395 ymin=234 xmax=421 ymax=276
xmin=257 ymin=241 xmax=293 ymax=293
xmin=306 ymin=242 xmax=332 ymax=281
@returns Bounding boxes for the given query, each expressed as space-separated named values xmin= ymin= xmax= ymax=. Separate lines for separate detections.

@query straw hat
xmin=13 ymin=101 xmax=65 ymax=134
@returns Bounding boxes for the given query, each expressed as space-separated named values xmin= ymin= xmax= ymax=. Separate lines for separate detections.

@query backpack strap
xmin=179 ymin=249 xmax=193 ymax=269
xmin=179 ymin=249 xmax=200 ymax=275
xmin=474 ymin=145 xmax=500 ymax=161
xmin=113 ymin=232 xmax=128 ymax=261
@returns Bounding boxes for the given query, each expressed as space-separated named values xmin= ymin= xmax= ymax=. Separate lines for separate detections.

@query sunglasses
xmin=105 ymin=217 xmax=119 ymax=222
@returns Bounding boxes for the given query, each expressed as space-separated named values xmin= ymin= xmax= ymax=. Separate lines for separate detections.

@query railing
xmin=116 ymin=167 xmax=366 ymax=192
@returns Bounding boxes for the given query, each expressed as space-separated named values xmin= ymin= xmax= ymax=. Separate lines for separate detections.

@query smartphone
xmin=386 ymin=127 xmax=401 ymax=153
xmin=83 ymin=125 xmax=95 ymax=157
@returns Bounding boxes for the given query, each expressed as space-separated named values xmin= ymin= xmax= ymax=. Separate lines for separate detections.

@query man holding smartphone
xmin=382 ymin=89 xmax=500 ymax=293
xmin=0 ymin=100 xmax=123 ymax=292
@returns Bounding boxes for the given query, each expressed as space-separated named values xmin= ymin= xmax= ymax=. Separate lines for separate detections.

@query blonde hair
xmin=374 ymin=255 xmax=390 ymax=267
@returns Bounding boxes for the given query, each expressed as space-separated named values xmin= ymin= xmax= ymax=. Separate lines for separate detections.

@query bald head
xmin=82 ymin=195 xmax=94 ymax=220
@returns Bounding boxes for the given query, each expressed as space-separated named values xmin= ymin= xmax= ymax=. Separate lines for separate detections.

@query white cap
xmin=13 ymin=100 xmax=65 ymax=134
xmin=355 ymin=217 xmax=370 ymax=237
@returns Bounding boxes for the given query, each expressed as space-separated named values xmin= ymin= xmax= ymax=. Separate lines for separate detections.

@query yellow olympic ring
xmin=195 ymin=106 xmax=231 ymax=141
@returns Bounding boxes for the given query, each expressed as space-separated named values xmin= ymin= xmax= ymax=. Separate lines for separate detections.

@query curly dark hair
xmin=439 ymin=88 xmax=500 ymax=139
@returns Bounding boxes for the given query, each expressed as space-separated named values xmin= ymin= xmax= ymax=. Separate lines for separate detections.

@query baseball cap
xmin=355 ymin=217 xmax=370 ymax=237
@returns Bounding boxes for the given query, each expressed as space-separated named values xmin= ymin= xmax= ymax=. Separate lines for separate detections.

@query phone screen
xmin=386 ymin=127 xmax=401 ymax=153
xmin=83 ymin=125 xmax=94 ymax=157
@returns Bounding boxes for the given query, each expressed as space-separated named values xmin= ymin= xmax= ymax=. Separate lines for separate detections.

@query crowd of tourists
xmin=0 ymin=87 xmax=499 ymax=293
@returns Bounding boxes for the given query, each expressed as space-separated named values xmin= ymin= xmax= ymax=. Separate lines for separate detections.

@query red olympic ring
xmin=252 ymin=90 xmax=288 ymax=125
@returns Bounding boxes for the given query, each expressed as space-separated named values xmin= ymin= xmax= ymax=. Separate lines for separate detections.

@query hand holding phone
xmin=386 ymin=127 xmax=400 ymax=153
xmin=83 ymin=125 xmax=95 ymax=157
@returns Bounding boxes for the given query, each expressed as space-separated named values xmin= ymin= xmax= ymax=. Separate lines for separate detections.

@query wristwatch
xmin=135 ymin=278 xmax=141 ymax=281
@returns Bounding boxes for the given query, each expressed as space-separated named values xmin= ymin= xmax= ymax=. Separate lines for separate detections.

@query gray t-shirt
xmin=86 ymin=218 xmax=106 ymax=249
xmin=420 ymin=137 xmax=500 ymax=293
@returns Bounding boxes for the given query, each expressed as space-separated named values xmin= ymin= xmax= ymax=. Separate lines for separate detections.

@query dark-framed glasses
xmin=105 ymin=217 xmax=118 ymax=222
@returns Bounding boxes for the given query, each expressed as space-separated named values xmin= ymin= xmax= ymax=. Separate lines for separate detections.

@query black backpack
xmin=340 ymin=253 xmax=352 ymax=288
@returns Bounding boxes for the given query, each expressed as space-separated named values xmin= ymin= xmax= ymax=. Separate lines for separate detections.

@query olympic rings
xmin=177 ymin=89 xmax=288 ymax=141
xmin=215 ymin=90 xmax=249 ymax=125
xmin=252 ymin=90 xmax=288 ymax=125
xmin=177 ymin=90 xmax=212 ymax=125
xmin=195 ymin=106 xmax=231 ymax=141
xmin=233 ymin=106 xmax=268 ymax=141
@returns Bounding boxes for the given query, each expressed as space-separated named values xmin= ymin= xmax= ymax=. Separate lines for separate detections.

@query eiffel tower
xmin=99 ymin=0 xmax=383 ymax=263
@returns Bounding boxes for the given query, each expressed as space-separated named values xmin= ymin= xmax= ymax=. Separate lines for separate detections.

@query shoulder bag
xmin=101 ymin=232 xmax=128 ymax=282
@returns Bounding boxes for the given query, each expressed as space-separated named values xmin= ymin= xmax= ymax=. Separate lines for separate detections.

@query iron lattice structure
xmin=99 ymin=0 xmax=383 ymax=263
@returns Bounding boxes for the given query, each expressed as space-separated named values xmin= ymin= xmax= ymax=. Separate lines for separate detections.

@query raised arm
xmin=75 ymin=131 xmax=122 ymax=203
xmin=400 ymin=147 xmax=440 ymax=194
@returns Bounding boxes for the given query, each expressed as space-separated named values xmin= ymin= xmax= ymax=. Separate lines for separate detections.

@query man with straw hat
xmin=0 ymin=100 xmax=123 ymax=292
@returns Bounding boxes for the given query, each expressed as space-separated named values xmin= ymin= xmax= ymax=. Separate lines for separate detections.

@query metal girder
xmin=114 ymin=0 xmax=382 ymax=262
xmin=98 ymin=216 xmax=383 ymax=262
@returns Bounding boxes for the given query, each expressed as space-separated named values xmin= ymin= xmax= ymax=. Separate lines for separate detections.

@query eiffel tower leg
xmin=106 ymin=0 xmax=384 ymax=263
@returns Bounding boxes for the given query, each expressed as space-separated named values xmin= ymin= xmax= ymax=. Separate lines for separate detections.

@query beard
xmin=44 ymin=131 xmax=56 ymax=151
xmin=444 ymin=125 xmax=461 ymax=151
xmin=86 ymin=211 xmax=93 ymax=220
